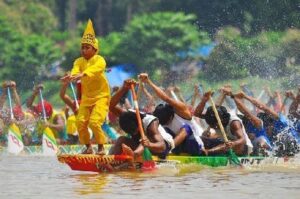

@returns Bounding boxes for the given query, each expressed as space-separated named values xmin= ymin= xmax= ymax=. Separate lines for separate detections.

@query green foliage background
xmin=0 ymin=0 xmax=299 ymax=107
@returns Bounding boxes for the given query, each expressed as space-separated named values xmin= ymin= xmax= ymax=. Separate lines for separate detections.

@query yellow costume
xmin=71 ymin=19 xmax=110 ymax=145
xmin=66 ymin=114 xmax=77 ymax=136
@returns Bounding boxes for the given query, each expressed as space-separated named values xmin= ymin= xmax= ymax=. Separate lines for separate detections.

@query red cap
xmin=36 ymin=101 xmax=53 ymax=118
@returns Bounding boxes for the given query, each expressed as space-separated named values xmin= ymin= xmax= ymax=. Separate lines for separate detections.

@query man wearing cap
xmin=61 ymin=19 xmax=110 ymax=154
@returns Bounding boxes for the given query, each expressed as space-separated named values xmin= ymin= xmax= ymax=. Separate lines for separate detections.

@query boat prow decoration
xmin=57 ymin=154 xmax=156 ymax=173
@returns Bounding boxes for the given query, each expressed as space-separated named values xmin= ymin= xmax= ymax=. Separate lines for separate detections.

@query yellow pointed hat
xmin=81 ymin=19 xmax=98 ymax=50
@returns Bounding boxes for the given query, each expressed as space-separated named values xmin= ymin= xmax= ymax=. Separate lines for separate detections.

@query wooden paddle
xmin=208 ymin=96 xmax=242 ymax=166
xmin=130 ymin=84 xmax=152 ymax=161
xmin=7 ymin=86 xmax=24 ymax=154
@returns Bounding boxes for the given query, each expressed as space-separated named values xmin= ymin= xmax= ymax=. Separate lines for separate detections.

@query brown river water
xmin=1 ymin=154 xmax=300 ymax=199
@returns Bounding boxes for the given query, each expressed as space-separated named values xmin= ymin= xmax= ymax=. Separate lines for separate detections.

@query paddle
xmin=38 ymin=87 xmax=58 ymax=155
xmin=70 ymin=82 xmax=79 ymax=109
xmin=208 ymin=96 xmax=242 ymax=166
xmin=130 ymin=84 xmax=152 ymax=161
xmin=6 ymin=86 xmax=24 ymax=154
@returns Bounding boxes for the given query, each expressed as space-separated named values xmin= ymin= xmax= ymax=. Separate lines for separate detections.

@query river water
xmin=1 ymin=154 xmax=300 ymax=199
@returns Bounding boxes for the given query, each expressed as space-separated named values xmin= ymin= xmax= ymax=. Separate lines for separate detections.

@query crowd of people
xmin=0 ymin=19 xmax=299 ymax=161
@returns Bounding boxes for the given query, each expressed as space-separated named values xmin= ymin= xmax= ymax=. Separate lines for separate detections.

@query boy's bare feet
xmin=82 ymin=146 xmax=93 ymax=154
xmin=96 ymin=144 xmax=106 ymax=155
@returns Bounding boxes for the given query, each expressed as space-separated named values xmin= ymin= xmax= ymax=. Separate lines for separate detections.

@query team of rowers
xmin=0 ymin=75 xmax=299 ymax=159
xmin=0 ymin=19 xmax=299 ymax=160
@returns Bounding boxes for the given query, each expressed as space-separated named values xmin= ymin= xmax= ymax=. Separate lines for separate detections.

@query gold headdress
xmin=81 ymin=19 xmax=98 ymax=51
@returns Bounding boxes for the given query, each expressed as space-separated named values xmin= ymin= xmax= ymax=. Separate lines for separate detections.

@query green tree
xmin=0 ymin=15 xmax=62 ymax=90
xmin=204 ymin=27 xmax=289 ymax=82
xmin=0 ymin=0 xmax=57 ymax=35
xmin=204 ymin=26 xmax=249 ymax=81
xmin=111 ymin=12 xmax=210 ymax=76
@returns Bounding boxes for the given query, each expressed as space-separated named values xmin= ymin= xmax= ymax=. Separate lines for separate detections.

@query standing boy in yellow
xmin=62 ymin=19 xmax=110 ymax=154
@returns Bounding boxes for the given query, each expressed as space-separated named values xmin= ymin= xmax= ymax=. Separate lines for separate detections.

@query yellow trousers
xmin=76 ymin=97 xmax=109 ymax=144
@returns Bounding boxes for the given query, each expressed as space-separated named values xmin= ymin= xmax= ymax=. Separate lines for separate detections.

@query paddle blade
xmin=142 ymin=147 xmax=153 ymax=161
xmin=7 ymin=123 xmax=24 ymax=154
xmin=42 ymin=127 xmax=58 ymax=156
xmin=227 ymin=149 xmax=242 ymax=166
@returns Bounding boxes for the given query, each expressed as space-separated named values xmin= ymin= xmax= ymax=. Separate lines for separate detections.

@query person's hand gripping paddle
xmin=208 ymin=95 xmax=242 ymax=167
xmin=130 ymin=84 xmax=153 ymax=161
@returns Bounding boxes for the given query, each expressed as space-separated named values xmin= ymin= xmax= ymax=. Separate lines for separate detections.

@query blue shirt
xmin=245 ymin=122 xmax=271 ymax=147
xmin=273 ymin=113 xmax=300 ymax=143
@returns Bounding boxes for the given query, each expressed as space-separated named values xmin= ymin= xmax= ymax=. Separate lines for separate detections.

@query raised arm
xmin=215 ymin=88 xmax=226 ymax=106
xmin=10 ymin=81 xmax=21 ymax=107
xmin=138 ymin=73 xmax=191 ymax=118
xmin=243 ymin=92 xmax=279 ymax=119
xmin=194 ymin=91 xmax=212 ymax=118
xmin=233 ymin=92 xmax=262 ymax=128
xmin=190 ymin=84 xmax=201 ymax=108
xmin=26 ymin=84 xmax=43 ymax=110
xmin=0 ymin=82 xmax=8 ymax=109
xmin=109 ymin=79 xmax=136 ymax=117
xmin=289 ymin=89 xmax=300 ymax=119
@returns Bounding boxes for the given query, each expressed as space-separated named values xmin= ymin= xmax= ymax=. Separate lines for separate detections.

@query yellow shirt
xmin=71 ymin=55 xmax=110 ymax=106
xmin=66 ymin=114 xmax=78 ymax=136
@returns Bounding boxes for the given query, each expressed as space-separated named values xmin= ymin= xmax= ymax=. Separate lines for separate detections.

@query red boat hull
xmin=57 ymin=154 xmax=156 ymax=172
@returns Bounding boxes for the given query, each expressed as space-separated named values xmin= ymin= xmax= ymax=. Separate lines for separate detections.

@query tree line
xmin=0 ymin=0 xmax=299 ymax=92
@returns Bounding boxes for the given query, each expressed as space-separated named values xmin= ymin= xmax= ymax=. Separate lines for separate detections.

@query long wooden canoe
xmin=1 ymin=144 xmax=298 ymax=172
xmin=56 ymin=153 xmax=299 ymax=173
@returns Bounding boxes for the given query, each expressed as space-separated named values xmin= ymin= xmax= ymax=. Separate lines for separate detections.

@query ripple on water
xmin=1 ymin=155 xmax=300 ymax=199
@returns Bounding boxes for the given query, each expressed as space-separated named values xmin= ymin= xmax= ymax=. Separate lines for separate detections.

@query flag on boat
xmin=42 ymin=127 xmax=58 ymax=156
xmin=7 ymin=123 xmax=24 ymax=154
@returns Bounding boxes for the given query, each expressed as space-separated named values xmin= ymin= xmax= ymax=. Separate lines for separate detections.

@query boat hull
xmin=57 ymin=154 xmax=156 ymax=172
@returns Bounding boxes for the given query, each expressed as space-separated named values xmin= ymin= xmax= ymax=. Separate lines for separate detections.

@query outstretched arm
xmin=68 ymin=57 xmax=106 ymax=82
xmin=139 ymin=73 xmax=191 ymax=119
xmin=244 ymin=92 xmax=279 ymax=119
xmin=233 ymin=92 xmax=262 ymax=128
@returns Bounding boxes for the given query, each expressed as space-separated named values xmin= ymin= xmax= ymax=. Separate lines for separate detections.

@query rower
xmin=194 ymin=91 xmax=253 ymax=156
xmin=138 ymin=73 xmax=206 ymax=156
xmin=26 ymin=83 xmax=67 ymax=145
xmin=109 ymin=79 xmax=174 ymax=160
